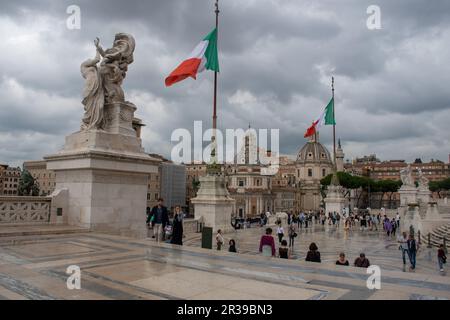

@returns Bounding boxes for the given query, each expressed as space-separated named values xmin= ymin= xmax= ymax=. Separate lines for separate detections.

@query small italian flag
xmin=304 ymin=97 xmax=336 ymax=138
xmin=165 ymin=28 xmax=219 ymax=87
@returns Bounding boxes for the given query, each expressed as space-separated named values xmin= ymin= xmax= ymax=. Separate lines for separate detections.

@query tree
xmin=18 ymin=169 xmax=40 ymax=196
xmin=429 ymin=178 xmax=450 ymax=198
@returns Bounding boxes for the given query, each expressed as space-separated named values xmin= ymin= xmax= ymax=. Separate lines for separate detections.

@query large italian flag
xmin=165 ymin=28 xmax=219 ymax=87
xmin=304 ymin=97 xmax=335 ymax=138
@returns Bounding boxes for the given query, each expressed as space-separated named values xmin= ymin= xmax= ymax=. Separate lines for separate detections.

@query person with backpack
xmin=397 ymin=232 xmax=409 ymax=266
xmin=407 ymin=234 xmax=418 ymax=271
xmin=438 ymin=244 xmax=447 ymax=273
xmin=150 ymin=198 xmax=170 ymax=243
xmin=288 ymin=222 xmax=297 ymax=248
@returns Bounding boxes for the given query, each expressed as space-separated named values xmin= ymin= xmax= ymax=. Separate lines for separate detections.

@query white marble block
xmin=324 ymin=185 xmax=346 ymax=215
xmin=191 ymin=174 xmax=235 ymax=233
xmin=45 ymin=102 xmax=160 ymax=238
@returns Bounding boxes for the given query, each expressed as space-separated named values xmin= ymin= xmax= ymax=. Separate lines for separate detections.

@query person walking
xmin=438 ymin=244 xmax=447 ymax=272
xmin=279 ymin=240 xmax=290 ymax=259
xmin=398 ymin=232 xmax=409 ymax=266
xmin=336 ymin=252 xmax=350 ymax=266
xmin=407 ymin=234 xmax=418 ymax=271
xmin=170 ymin=205 xmax=184 ymax=245
xmin=229 ymin=239 xmax=237 ymax=253
xmin=391 ymin=218 xmax=397 ymax=237
xmin=259 ymin=227 xmax=276 ymax=257
xmin=354 ymin=253 xmax=370 ymax=268
xmin=305 ymin=242 xmax=321 ymax=263
xmin=384 ymin=217 xmax=392 ymax=238
xmin=216 ymin=229 xmax=224 ymax=251
xmin=288 ymin=222 xmax=297 ymax=248
xmin=336 ymin=212 xmax=341 ymax=228
xmin=150 ymin=198 xmax=169 ymax=243
xmin=395 ymin=212 xmax=401 ymax=229
xmin=276 ymin=223 xmax=284 ymax=244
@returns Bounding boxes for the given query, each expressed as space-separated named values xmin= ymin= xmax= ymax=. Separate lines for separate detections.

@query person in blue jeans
xmin=398 ymin=232 xmax=409 ymax=266
xmin=407 ymin=234 xmax=418 ymax=271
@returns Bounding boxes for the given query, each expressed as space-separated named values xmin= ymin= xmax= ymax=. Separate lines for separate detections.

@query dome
xmin=296 ymin=140 xmax=333 ymax=165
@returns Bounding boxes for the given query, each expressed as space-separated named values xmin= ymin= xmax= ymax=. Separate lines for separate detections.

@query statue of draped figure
xmin=79 ymin=33 xmax=135 ymax=131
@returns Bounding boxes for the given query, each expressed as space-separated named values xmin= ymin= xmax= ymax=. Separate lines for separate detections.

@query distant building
xmin=0 ymin=165 xmax=21 ymax=195
xmin=295 ymin=133 xmax=334 ymax=211
xmin=160 ymin=162 xmax=186 ymax=212
xmin=23 ymin=160 xmax=56 ymax=196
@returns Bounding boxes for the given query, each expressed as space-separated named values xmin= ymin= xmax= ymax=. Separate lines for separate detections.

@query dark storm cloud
xmin=0 ymin=0 xmax=450 ymax=166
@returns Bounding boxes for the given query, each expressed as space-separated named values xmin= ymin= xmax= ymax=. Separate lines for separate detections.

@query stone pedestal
xmin=402 ymin=204 xmax=421 ymax=233
xmin=191 ymin=174 xmax=235 ymax=233
xmin=399 ymin=186 xmax=418 ymax=206
xmin=45 ymin=102 xmax=160 ymax=238
xmin=417 ymin=189 xmax=431 ymax=206
xmin=419 ymin=202 xmax=444 ymax=235
xmin=324 ymin=185 xmax=346 ymax=215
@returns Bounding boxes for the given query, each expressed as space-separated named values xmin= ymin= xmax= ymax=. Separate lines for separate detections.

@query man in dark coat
xmin=150 ymin=198 xmax=169 ymax=243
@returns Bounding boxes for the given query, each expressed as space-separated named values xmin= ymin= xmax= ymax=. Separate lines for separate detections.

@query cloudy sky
xmin=1 ymin=0 xmax=449 ymax=167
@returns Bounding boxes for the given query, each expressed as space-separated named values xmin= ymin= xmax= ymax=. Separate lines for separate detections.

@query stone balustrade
xmin=0 ymin=196 xmax=52 ymax=224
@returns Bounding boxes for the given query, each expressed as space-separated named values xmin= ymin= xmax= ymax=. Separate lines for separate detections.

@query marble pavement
xmin=0 ymin=230 xmax=449 ymax=300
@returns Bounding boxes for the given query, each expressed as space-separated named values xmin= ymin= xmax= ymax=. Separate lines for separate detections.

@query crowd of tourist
xmin=145 ymin=202 xmax=447 ymax=274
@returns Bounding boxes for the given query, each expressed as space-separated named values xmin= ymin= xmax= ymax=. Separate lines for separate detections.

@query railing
xmin=0 ymin=196 xmax=51 ymax=224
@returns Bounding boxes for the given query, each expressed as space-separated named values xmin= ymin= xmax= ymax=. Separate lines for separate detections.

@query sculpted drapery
xmin=80 ymin=33 xmax=135 ymax=131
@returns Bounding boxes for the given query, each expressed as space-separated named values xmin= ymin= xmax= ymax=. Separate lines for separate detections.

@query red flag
xmin=304 ymin=121 xmax=318 ymax=138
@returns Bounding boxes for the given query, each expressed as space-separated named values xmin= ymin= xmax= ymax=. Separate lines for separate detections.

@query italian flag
xmin=304 ymin=97 xmax=336 ymax=138
xmin=165 ymin=28 xmax=219 ymax=87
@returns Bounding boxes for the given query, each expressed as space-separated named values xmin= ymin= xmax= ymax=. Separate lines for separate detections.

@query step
xmin=0 ymin=225 xmax=90 ymax=238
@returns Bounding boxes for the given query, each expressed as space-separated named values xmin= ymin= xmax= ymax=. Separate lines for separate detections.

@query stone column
xmin=45 ymin=102 xmax=160 ymax=238
xmin=191 ymin=174 xmax=235 ymax=233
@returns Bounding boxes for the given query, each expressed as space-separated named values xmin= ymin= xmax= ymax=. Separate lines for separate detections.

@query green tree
xmin=18 ymin=169 xmax=40 ymax=196
xmin=429 ymin=178 xmax=450 ymax=198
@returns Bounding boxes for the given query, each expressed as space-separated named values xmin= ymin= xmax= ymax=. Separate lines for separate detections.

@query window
xmin=238 ymin=180 xmax=245 ymax=187
xmin=322 ymin=169 xmax=326 ymax=177
xmin=147 ymin=193 xmax=150 ymax=200
xmin=154 ymin=193 xmax=159 ymax=200
xmin=308 ymin=169 xmax=313 ymax=177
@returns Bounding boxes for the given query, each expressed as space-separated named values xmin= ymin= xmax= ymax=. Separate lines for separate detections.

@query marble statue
xmin=417 ymin=168 xmax=430 ymax=191
xmin=80 ymin=33 xmax=136 ymax=131
xmin=80 ymin=50 xmax=104 ymax=130
xmin=400 ymin=165 xmax=414 ymax=187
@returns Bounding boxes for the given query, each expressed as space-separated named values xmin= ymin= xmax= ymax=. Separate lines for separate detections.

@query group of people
xmin=146 ymin=198 xmax=184 ymax=246
xmin=147 ymin=203 xmax=447 ymax=273
xmin=258 ymin=226 xmax=373 ymax=267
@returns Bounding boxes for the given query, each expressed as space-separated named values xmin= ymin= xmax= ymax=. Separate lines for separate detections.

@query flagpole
xmin=213 ymin=0 xmax=219 ymax=134
xmin=332 ymin=76 xmax=336 ymax=167
xmin=210 ymin=0 xmax=219 ymax=166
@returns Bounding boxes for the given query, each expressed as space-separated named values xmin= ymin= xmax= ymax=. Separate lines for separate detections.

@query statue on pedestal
xmin=417 ymin=168 xmax=430 ymax=191
xmin=400 ymin=165 xmax=414 ymax=188
xmin=80 ymin=33 xmax=136 ymax=131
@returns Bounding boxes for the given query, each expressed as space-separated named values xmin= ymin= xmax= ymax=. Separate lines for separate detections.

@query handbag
xmin=293 ymin=233 xmax=298 ymax=238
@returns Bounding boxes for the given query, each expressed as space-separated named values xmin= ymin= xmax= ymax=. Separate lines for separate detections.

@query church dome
xmin=296 ymin=139 xmax=333 ymax=165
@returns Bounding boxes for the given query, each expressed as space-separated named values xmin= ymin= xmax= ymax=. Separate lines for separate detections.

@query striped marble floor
xmin=0 ymin=231 xmax=448 ymax=300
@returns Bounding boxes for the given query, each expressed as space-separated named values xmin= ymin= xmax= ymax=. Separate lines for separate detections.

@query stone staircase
xmin=0 ymin=225 xmax=90 ymax=246
xmin=421 ymin=222 xmax=450 ymax=247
